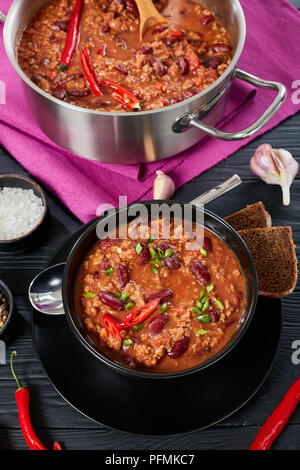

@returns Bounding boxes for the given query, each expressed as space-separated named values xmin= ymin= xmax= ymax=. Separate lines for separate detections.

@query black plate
xmin=31 ymin=223 xmax=282 ymax=436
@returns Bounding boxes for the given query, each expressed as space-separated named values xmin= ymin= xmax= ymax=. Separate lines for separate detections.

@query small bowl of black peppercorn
xmin=0 ymin=279 xmax=15 ymax=342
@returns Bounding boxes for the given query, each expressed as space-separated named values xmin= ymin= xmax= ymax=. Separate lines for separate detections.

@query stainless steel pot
xmin=1 ymin=0 xmax=286 ymax=164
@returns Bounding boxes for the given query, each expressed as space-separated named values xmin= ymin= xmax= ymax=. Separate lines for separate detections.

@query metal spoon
xmin=28 ymin=174 xmax=241 ymax=315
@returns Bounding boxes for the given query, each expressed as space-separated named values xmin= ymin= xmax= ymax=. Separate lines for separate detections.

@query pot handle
xmin=0 ymin=11 xmax=6 ymax=23
xmin=173 ymin=69 xmax=286 ymax=140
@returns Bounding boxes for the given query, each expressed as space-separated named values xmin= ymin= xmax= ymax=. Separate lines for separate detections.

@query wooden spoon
xmin=135 ymin=0 xmax=168 ymax=41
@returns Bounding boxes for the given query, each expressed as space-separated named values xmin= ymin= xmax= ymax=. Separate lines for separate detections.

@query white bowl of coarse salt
xmin=0 ymin=174 xmax=47 ymax=251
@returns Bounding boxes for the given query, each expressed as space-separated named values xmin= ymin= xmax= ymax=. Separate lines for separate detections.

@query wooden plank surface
xmin=0 ymin=0 xmax=300 ymax=451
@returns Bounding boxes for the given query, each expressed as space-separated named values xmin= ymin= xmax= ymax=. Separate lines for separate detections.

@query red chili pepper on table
xmin=54 ymin=0 xmax=84 ymax=84
xmin=10 ymin=351 xmax=62 ymax=451
xmin=119 ymin=299 xmax=160 ymax=329
xmin=102 ymin=314 xmax=122 ymax=341
xmin=80 ymin=48 xmax=102 ymax=96
xmin=249 ymin=377 xmax=300 ymax=450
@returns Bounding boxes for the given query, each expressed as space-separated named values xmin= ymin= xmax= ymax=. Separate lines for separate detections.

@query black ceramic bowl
xmin=0 ymin=174 xmax=48 ymax=253
xmin=0 ymin=278 xmax=15 ymax=343
xmin=63 ymin=202 xmax=258 ymax=379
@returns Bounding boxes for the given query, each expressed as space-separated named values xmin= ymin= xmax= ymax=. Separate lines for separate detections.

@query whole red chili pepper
xmin=119 ymin=298 xmax=160 ymax=329
xmin=102 ymin=314 xmax=122 ymax=341
xmin=10 ymin=351 xmax=62 ymax=451
xmin=54 ymin=0 xmax=84 ymax=84
xmin=249 ymin=377 xmax=300 ymax=450
xmin=80 ymin=49 xmax=102 ymax=96
xmin=101 ymin=79 xmax=141 ymax=110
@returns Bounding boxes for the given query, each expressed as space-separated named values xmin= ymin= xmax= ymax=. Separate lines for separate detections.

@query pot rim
xmin=62 ymin=201 xmax=258 ymax=380
xmin=3 ymin=0 xmax=246 ymax=117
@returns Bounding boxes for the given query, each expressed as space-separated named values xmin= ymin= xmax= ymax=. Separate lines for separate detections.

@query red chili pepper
xmin=10 ymin=351 xmax=62 ymax=451
xmin=170 ymin=30 xmax=183 ymax=37
xmin=54 ymin=0 xmax=84 ymax=84
xmin=119 ymin=299 xmax=160 ymax=329
xmin=102 ymin=314 xmax=122 ymax=341
xmin=101 ymin=79 xmax=141 ymax=110
xmin=249 ymin=377 xmax=300 ymax=450
xmin=80 ymin=49 xmax=102 ymax=96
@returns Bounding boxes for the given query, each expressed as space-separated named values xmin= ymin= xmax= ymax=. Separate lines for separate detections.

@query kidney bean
xmin=148 ymin=313 xmax=169 ymax=336
xmin=115 ymin=64 xmax=128 ymax=76
xmin=40 ymin=57 xmax=50 ymax=67
xmin=146 ymin=288 xmax=173 ymax=304
xmin=177 ymin=56 xmax=189 ymax=75
xmin=98 ymin=239 xmax=121 ymax=249
xmin=140 ymin=45 xmax=153 ymax=55
xmin=162 ymin=255 xmax=181 ymax=270
xmin=207 ymin=55 xmax=224 ymax=70
xmin=152 ymin=25 xmax=169 ymax=34
xmin=190 ymin=260 xmax=211 ymax=284
xmin=31 ymin=75 xmax=43 ymax=85
xmin=67 ymin=89 xmax=91 ymax=97
xmin=63 ymin=73 xmax=84 ymax=82
xmin=93 ymin=271 xmax=100 ymax=280
xmin=203 ymin=237 xmax=212 ymax=252
xmin=51 ymin=89 xmax=66 ymax=100
xmin=99 ymin=260 xmax=112 ymax=271
xmin=99 ymin=291 xmax=124 ymax=311
xmin=149 ymin=57 xmax=168 ymax=77
xmin=225 ymin=317 xmax=237 ymax=328
xmin=201 ymin=15 xmax=212 ymax=26
xmin=125 ymin=0 xmax=138 ymax=15
xmin=117 ymin=264 xmax=129 ymax=289
xmin=102 ymin=23 xmax=111 ymax=33
xmin=162 ymin=36 xmax=179 ymax=47
xmin=195 ymin=347 xmax=210 ymax=358
xmin=136 ymin=241 xmax=150 ymax=265
xmin=208 ymin=43 xmax=231 ymax=53
xmin=168 ymin=337 xmax=189 ymax=359
xmin=207 ymin=307 xmax=219 ymax=322
xmin=53 ymin=20 xmax=69 ymax=32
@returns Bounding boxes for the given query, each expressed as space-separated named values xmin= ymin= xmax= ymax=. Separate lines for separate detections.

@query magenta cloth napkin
xmin=1 ymin=0 xmax=300 ymax=223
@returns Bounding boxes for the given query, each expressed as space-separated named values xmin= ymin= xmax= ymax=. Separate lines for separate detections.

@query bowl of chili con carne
xmin=2 ymin=0 xmax=286 ymax=163
xmin=61 ymin=201 xmax=257 ymax=379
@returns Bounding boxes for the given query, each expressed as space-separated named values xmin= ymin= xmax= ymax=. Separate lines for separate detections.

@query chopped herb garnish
xmin=160 ymin=302 xmax=168 ymax=313
xmin=163 ymin=249 xmax=173 ymax=258
xmin=133 ymin=323 xmax=144 ymax=331
xmin=120 ymin=292 xmax=131 ymax=302
xmin=201 ymin=295 xmax=209 ymax=304
xmin=125 ymin=301 xmax=135 ymax=310
xmin=201 ymin=299 xmax=209 ymax=312
xmin=157 ymin=247 xmax=165 ymax=257
xmin=136 ymin=242 xmax=143 ymax=255
xmin=82 ymin=292 xmax=96 ymax=298
xmin=149 ymin=245 xmax=157 ymax=258
xmin=213 ymin=297 xmax=224 ymax=310
xmin=196 ymin=329 xmax=208 ymax=335
xmin=150 ymin=266 xmax=159 ymax=274
xmin=200 ymin=248 xmax=207 ymax=256
xmin=193 ymin=307 xmax=202 ymax=315
xmin=113 ymin=291 xmax=121 ymax=298
xmin=123 ymin=339 xmax=133 ymax=346
xmin=147 ymin=235 xmax=155 ymax=244
xmin=206 ymin=283 xmax=214 ymax=293
xmin=196 ymin=301 xmax=203 ymax=309
xmin=105 ymin=267 xmax=113 ymax=276
xmin=197 ymin=314 xmax=211 ymax=323
xmin=199 ymin=288 xmax=205 ymax=299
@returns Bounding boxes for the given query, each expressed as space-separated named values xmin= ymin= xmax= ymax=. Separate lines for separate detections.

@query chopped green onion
xmin=82 ymin=292 xmax=96 ymax=298
xmin=157 ymin=247 xmax=165 ymax=257
xmin=133 ymin=323 xmax=144 ymax=331
xmin=163 ymin=249 xmax=173 ymax=258
xmin=196 ymin=329 xmax=208 ymax=335
xmin=206 ymin=283 xmax=214 ymax=293
xmin=201 ymin=299 xmax=209 ymax=312
xmin=147 ymin=235 xmax=155 ymax=243
xmin=113 ymin=291 xmax=121 ymax=298
xmin=125 ymin=301 xmax=135 ymax=310
xmin=200 ymin=248 xmax=207 ymax=256
xmin=160 ymin=302 xmax=168 ymax=313
xmin=196 ymin=301 xmax=203 ymax=309
xmin=197 ymin=314 xmax=211 ymax=323
xmin=193 ymin=307 xmax=202 ymax=315
xmin=123 ymin=339 xmax=133 ymax=346
xmin=201 ymin=295 xmax=209 ymax=304
xmin=199 ymin=288 xmax=205 ymax=299
xmin=150 ymin=266 xmax=159 ymax=274
xmin=105 ymin=267 xmax=113 ymax=276
xmin=149 ymin=245 xmax=157 ymax=258
xmin=136 ymin=242 xmax=143 ymax=255
xmin=120 ymin=292 xmax=131 ymax=302
xmin=213 ymin=297 xmax=224 ymax=310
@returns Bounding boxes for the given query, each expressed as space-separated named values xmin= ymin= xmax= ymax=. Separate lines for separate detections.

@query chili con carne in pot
xmin=62 ymin=201 xmax=257 ymax=379
xmin=2 ymin=0 xmax=286 ymax=163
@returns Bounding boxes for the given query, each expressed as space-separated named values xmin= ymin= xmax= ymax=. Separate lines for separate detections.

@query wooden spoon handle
xmin=135 ymin=0 xmax=168 ymax=41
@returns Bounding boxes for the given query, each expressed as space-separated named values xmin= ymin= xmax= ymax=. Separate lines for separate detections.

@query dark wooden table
xmin=1 ymin=1 xmax=300 ymax=451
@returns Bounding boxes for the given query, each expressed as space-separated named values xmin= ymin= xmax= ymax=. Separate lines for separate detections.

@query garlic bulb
xmin=153 ymin=170 xmax=175 ymax=200
xmin=250 ymin=144 xmax=299 ymax=206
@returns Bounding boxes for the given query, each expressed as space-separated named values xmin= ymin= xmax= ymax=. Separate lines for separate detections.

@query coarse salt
xmin=0 ymin=187 xmax=45 ymax=240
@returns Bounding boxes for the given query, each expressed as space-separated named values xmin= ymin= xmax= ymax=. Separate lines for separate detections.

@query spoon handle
xmin=189 ymin=174 xmax=242 ymax=206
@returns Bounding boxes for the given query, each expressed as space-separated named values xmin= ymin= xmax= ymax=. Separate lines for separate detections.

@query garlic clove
xmin=153 ymin=170 xmax=176 ymax=200
xmin=250 ymin=144 xmax=298 ymax=206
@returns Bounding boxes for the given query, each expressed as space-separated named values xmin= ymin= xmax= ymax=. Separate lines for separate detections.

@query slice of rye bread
xmin=238 ymin=227 xmax=298 ymax=298
xmin=224 ymin=202 xmax=272 ymax=231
